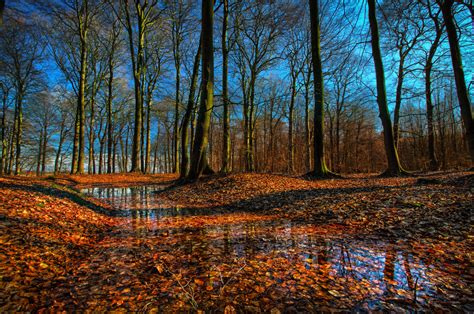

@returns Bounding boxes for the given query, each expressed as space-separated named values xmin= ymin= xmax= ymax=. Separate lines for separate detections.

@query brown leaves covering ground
xmin=52 ymin=173 xmax=178 ymax=188
xmin=0 ymin=172 xmax=472 ymax=312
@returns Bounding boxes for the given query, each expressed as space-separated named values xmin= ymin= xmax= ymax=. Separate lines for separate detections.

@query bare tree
xmin=380 ymin=0 xmax=425 ymax=148
xmin=438 ymin=0 xmax=474 ymax=167
xmin=308 ymin=0 xmax=334 ymax=177
xmin=367 ymin=0 xmax=405 ymax=176
xmin=0 ymin=15 xmax=44 ymax=174
xmin=116 ymin=0 xmax=161 ymax=172
xmin=188 ymin=0 xmax=214 ymax=180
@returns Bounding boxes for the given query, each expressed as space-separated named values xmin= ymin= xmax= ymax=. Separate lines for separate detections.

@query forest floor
xmin=0 ymin=171 xmax=472 ymax=312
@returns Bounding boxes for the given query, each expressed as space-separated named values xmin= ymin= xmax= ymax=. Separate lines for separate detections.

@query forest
xmin=0 ymin=0 xmax=473 ymax=312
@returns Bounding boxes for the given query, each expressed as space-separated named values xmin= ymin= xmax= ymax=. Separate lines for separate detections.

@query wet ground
xmin=75 ymin=185 xmax=472 ymax=312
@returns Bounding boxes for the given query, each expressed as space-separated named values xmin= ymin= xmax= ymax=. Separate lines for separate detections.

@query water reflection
xmin=82 ymin=186 xmax=215 ymax=218
xmin=83 ymin=186 xmax=165 ymax=210
xmin=85 ymin=186 xmax=468 ymax=310
xmin=154 ymin=221 xmax=448 ymax=310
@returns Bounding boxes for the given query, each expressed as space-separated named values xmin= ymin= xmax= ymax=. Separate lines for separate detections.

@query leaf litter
xmin=0 ymin=172 xmax=472 ymax=312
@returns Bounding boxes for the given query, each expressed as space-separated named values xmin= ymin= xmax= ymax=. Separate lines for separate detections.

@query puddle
xmin=82 ymin=186 xmax=167 ymax=210
xmin=81 ymin=186 xmax=471 ymax=311
xmin=81 ymin=185 xmax=216 ymax=218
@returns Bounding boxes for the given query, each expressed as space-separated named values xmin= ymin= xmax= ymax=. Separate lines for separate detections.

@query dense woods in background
xmin=0 ymin=0 xmax=472 ymax=178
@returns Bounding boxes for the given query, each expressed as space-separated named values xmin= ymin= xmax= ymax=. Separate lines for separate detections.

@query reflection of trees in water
xmin=338 ymin=242 xmax=354 ymax=279
xmin=383 ymin=242 xmax=417 ymax=296
xmin=77 ymin=187 xmax=440 ymax=306
xmin=402 ymin=252 xmax=415 ymax=290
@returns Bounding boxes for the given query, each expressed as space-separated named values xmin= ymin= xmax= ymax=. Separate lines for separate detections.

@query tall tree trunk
xmin=0 ymin=88 xmax=7 ymax=175
xmin=125 ymin=3 xmax=145 ymax=173
xmin=71 ymin=106 xmax=79 ymax=174
xmin=440 ymin=0 xmax=474 ymax=166
xmin=309 ymin=0 xmax=332 ymax=177
xmin=288 ymin=75 xmax=297 ymax=173
xmin=221 ymin=0 xmax=231 ymax=174
xmin=393 ymin=54 xmax=405 ymax=148
xmin=180 ymin=35 xmax=202 ymax=178
xmin=77 ymin=33 xmax=87 ymax=174
xmin=188 ymin=0 xmax=214 ymax=180
xmin=106 ymin=57 xmax=114 ymax=173
xmin=8 ymin=100 xmax=17 ymax=175
xmin=166 ymin=127 xmax=171 ymax=173
xmin=0 ymin=0 xmax=4 ymax=26
xmin=248 ymin=72 xmax=256 ymax=172
xmin=304 ymin=66 xmax=312 ymax=172
xmin=36 ymin=129 xmax=43 ymax=176
xmin=368 ymin=0 xmax=404 ymax=176
xmin=88 ymin=94 xmax=95 ymax=174
xmin=54 ymin=120 xmax=66 ymax=174
xmin=14 ymin=93 xmax=23 ymax=175
xmin=98 ymin=133 xmax=105 ymax=174
xmin=425 ymin=28 xmax=441 ymax=170
xmin=174 ymin=62 xmax=180 ymax=174
xmin=243 ymin=99 xmax=251 ymax=171
xmin=41 ymin=122 xmax=48 ymax=174
xmin=144 ymin=97 xmax=151 ymax=174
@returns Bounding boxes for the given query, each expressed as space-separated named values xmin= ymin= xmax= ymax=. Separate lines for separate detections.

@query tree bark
xmin=440 ymin=0 xmax=474 ymax=166
xmin=0 ymin=86 xmax=7 ymax=175
xmin=174 ymin=59 xmax=180 ymax=174
xmin=106 ymin=56 xmax=114 ymax=173
xmin=41 ymin=121 xmax=48 ymax=174
xmin=304 ymin=64 xmax=312 ymax=172
xmin=288 ymin=74 xmax=297 ymax=174
xmin=188 ymin=0 xmax=214 ymax=180
xmin=124 ymin=2 xmax=145 ymax=173
xmin=309 ymin=0 xmax=332 ymax=177
xmin=14 ymin=92 xmax=23 ymax=175
xmin=36 ymin=129 xmax=43 ymax=176
xmin=424 ymin=21 xmax=442 ymax=170
xmin=221 ymin=0 xmax=231 ymax=174
xmin=0 ymin=0 xmax=4 ymax=26
xmin=180 ymin=34 xmax=202 ymax=178
xmin=76 ymin=25 xmax=87 ymax=174
xmin=368 ymin=0 xmax=405 ymax=176
xmin=393 ymin=54 xmax=405 ymax=148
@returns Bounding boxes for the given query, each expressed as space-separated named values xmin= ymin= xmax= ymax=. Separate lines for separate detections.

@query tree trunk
xmin=180 ymin=34 xmax=202 ymax=178
xmin=54 ymin=119 xmax=66 ymax=174
xmin=309 ymin=0 xmax=332 ymax=177
xmin=98 ymin=134 xmax=105 ymax=174
xmin=288 ymin=75 xmax=297 ymax=173
xmin=41 ymin=122 xmax=48 ymax=174
xmin=188 ymin=0 xmax=214 ymax=180
xmin=88 ymin=93 xmax=95 ymax=174
xmin=36 ymin=129 xmax=43 ymax=176
xmin=77 ymin=33 xmax=87 ymax=174
xmin=304 ymin=66 xmax=312 ymax=172
xmin=174 ymin=62 xmax=180 ymax=174
xmin=425 ymin=29 xmax=441 ymax=170
xmin=125 ymin=4 xmax=145 ymax=173
xmin=14 ymin=92 xmax=23 ymax=175
xmin=145 ymin=97 xmax=151 ymax=174
xmin=221 ymin=0 xmax=231 ymax=174
xmin=0 ymin=88 xmax=7 ymax=175
xmin=248 ymin=72 xmax=256 ymax=172
xmin=0 ymin=0 xmax=4 ymax=26
xmin=367 ymin=0 xmax=404 ymax=176
xmin=440 ymin=0 xmax=474 ymax=166
xmin=107 ymin=57 xmax=114 ymax=173
xmin=393 ymin=54 xmax=405 ymax=148
xmin=71 ymin=105 xmax=79 ymax=174
xmin=8 ymin=99 xmax=17 ymax=175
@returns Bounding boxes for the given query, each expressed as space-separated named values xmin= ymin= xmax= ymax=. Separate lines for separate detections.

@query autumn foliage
xmin=0 ymin=172 xmax=472 ymax=311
